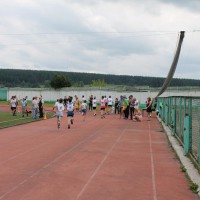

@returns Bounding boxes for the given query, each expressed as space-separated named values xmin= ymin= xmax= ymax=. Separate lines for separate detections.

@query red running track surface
xmin=0 ymin=111 xmax=199 ymax=200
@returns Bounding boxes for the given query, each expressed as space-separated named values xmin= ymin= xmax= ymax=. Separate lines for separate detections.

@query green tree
xmin=73 ymin=81 xmax=84 ymax=87
xmin=91 ymin=79 xmax=107 ymax=87
xmin=50 ymin=74 xmax=71 ymax=89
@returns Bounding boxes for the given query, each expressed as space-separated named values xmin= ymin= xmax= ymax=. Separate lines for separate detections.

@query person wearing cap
xmin=75 ymin=96 xmax=80 ymax=113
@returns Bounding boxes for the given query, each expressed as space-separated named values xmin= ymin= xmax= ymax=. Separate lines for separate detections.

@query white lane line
xmin=0 ymin=135 xmax=64 ymax=166
xmin=148 ymin=122 xmax=158 ymax=200
xmin=0 ymin=117 xmax=103 ymax=166
xmin=76 ymin=128 xmax=126 ymax=200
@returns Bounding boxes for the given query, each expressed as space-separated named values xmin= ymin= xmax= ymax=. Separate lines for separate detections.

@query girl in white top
xmin=10 ymin=96 xmax=17 ymax=116
xmin=92 ymin=96 xmax=97 ymax=116
xmin=66 ymin=98 xmax=74 ymax=129
xmin=53 ymin=98 xmax=65 ymax=129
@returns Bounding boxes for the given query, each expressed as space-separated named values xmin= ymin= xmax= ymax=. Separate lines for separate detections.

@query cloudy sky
xmin=0 ymin=0 xmax=199 ymax=79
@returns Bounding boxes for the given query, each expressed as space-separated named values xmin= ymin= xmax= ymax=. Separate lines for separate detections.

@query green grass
xmin=0 ymin=111 xmax=55 ymax=129
xmin=0 ymin=100 xmax=55 ymax=107
xmin=0 ymin=100 xmax=10 ymax=105
xmin=190 ymin=182 xmax=199 ymax=193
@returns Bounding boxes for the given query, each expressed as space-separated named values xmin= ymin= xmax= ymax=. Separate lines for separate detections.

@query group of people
xmin=113 ymin=95 xmax=143 ymax=121
xmin=52 ymin=94 xmax=153 ymax=130
xmin=9 ymin=95 xmax=44 ymax=119
xmin=32 ymin=96 xmax=44 ymax=119
xmin=9 ymin=94 xmax=153 ymax=129
xmin=10 ymin=95 xmax=29 ymax=117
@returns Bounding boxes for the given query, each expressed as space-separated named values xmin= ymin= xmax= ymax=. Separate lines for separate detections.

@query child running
xmin=81 ymin=100 xmax=87 ymax=121
xmin=53 ymin=98 xmax=65 ymax=129
xmin=66 ymin=98 xmax=74 ymax=129
xmin=92 ymin=96 xmax=97 ymax=116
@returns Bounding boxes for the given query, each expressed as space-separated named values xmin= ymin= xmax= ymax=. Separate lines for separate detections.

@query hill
xmin=0 ymin=69 xmax=200 ymax=88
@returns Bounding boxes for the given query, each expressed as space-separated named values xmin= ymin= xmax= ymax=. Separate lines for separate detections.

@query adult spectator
xmin=122 ymin=96 xmax=129 ymax=119
xmin=38 ymin=95 xmax=44 ymax=118
xmin=129 ymin=95 xmax=135 ymax=120
xmin=32 ymin=96 xmax=38 ymax=119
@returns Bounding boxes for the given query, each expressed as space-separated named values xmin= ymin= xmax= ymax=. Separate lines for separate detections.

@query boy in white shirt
xmin=92 ymin=96 xmax=97 ymax=116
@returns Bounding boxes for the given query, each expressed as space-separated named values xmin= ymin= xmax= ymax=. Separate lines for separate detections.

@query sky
xmin=0 ymin=0 xmax=199 ymax=79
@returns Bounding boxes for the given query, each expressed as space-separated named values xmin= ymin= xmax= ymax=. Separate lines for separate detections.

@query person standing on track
xmin=100 ymin=96 xmax=106 ymax=119
xmin=66 ymin=97 xmax=74 ymax=129
xmin=38 ymin=95 xmax=44 ymax=118
xmin=75 ymin=96 xmax=80 ymax=113
xmin=107 ymin=95 xmax=113 ymax=115
xmin=146 ymin=97 xmax=152 ymax=120
xmin=129 ymin=95 xmax=135 ymax=120
xmin=53 ymin=98 xmax=65 ymax=129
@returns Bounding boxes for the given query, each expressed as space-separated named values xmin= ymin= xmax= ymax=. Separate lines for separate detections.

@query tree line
xmin=0 ymin=69 xmax=200 ymax=88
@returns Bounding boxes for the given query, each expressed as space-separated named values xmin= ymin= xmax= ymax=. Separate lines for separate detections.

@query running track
xmin=0 ymin=112 xmax=199 ymax=200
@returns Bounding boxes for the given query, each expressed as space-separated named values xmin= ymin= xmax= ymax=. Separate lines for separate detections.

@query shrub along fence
xmin=157 ymin=96 xmax=200 ymax=164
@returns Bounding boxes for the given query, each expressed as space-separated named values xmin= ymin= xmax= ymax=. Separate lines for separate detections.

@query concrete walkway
xmin=0 ymin=112 xmax=199 ymax=200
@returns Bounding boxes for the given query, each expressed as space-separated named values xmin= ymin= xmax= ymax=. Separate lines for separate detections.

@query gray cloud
xmin=0 ymin=0 xmax=199 ymax=79
xmin=158 ymin=0 xmax=200 ymax=12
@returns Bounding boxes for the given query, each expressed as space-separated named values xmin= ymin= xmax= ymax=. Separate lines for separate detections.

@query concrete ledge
xmin=158 ymin=117 xmax=200 ymax=196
